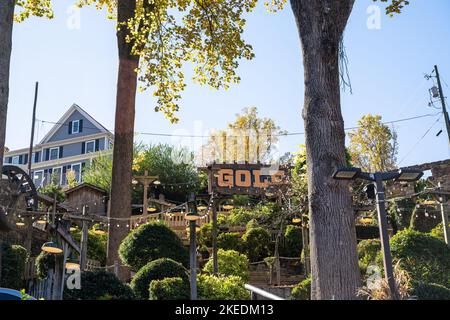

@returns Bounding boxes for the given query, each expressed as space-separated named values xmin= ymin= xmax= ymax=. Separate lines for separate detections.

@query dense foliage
xmin=409 ymin=205 xmax=440 ymax=233
xmin=119 ymin=222 xmax=189 ymax=271
xmin=280 ymin=225 xmax=303 ymax=257
xmin=203 ymin=249 xmax=249 ymax=281
xmin=72 ymin=230 xmax=107 ymax=265
xmin=82 ymin=152 xmax=113 ymax=192
xmin=411 ymin=282 xmax=450 ymax=300
xmin=217 ymin=232 xmax=244 ymax=252
xmin=357 ymin=239 xmax=381 ymax=277
xmin=35 ymin=251 xmax=55 ymax=280
xmin=197 ymin=274 xmax=250 ymax=300
xmin=130 ymin=258 xmax=189 ymax=300
xmin=197 ymin=223 xmax=213 ymax=248
xmin=0 ymin=243 xmax=27 ymax=289
xmin=388 ymin=230 xmax=450 ymax=287
xmin=64 ymin=270 xmax=134 ymax=300
xmin=431 ymin=222 xmax=450 ymax=241
xmin=242 ymin=227 xmax=271 ymax=262
xmin=149 ymin=277 xmax=190 ymax=300
xmin=291 ymin=277 xmax=311 ymax=300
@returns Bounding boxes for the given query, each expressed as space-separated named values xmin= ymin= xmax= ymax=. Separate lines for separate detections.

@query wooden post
xmin=438 ymin=182 xmax=450 ymax=246
xmin=80 ymin=205 xmax=88 ymax=271
xmin=222 ymin=133 xmax=227 ymax=163
xmin=143 ymin=170 xmax=148 ymax=214
xmin=211 ymin=199 xmax=218 ymax=275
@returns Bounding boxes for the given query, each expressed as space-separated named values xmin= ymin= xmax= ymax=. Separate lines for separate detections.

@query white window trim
xmin=33 ymin=170 xmax=44 ymax=188
xmin=72 ymin=120 xmax=80 ymax=134
xmin=85 ymin=140 xmax=96 ymax=154
xmin=52 ymin=166 xmax=63 ymax=185
xmin=49 ymin=147 xmax=60 ymax=161
xmin=71 ymin=162 xmax=82 ymax=183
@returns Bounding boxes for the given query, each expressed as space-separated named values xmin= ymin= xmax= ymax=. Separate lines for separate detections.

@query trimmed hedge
xmin=242 ymin=227 xmax=271 ymax=262
xmin=291 ymin=277 xmax=311 ymax=300
xmin=198 ymin=274 xmax=250 ymax=300
xmin=0 ymin=243 xmax=28 ymax=290
xmin=387 ymin=229 xmax=450 ymax=288
xmin=64 ymin=270 xmax=134 ymax=300
xmin=119 ymin=222 xmax=189 ymax=271
xmin=203 ymin=249 xmax=249 ymax=280
xmin=149 ymin=277 xmax=190 ymax=300
xmin=217 ymin=232 xmax=244 ymax=252
xmin=411 ymin=282 xmax=450 ymax=300
xmin=131 ymin=258 xmax=189 ymax=300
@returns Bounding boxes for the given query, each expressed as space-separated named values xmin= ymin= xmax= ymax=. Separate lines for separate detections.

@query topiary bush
xmin=149 ymin=277 xmax=190 ymax=300
xmin=0 ymin=243 xmax=28 ymax=290
xmin=119 ymin=222 xmax=189 ymax=271
xmin=411 ymin=282 xmax=450 ymax=300
xmin=64 ymin=269 xmax=134 ymax=300
xmin=198 ymin=274 xmax=250 ymax=300
xmin=387 ymin=229 xmax=450 ymax=288
xmin=242 ymin=227 xmax=271 ymax=262
xmin=203 ymin=249 xmax=249 ymax=281
xmin=130 ymin=258 xmax=189 ymax=300
xmin=35 ymin=251 xmax=55 ymax=279
xmin=281 ymin=225 xmax=303 ymax=257
xmin=217 ymin=232 xmax=244 ymax=252
xmin=291 ymin=277 xmax=311 ymax=300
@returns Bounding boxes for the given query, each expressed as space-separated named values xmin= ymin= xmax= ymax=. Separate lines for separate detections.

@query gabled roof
xmin=64 ymin=182 xmax=108 ymax=196
xmin=39 ymin=103 xmax=111 ymax=144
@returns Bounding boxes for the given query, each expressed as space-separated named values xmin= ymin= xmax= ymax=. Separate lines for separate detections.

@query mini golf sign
xmin=207 ymin=163 xmax=289 ymax=195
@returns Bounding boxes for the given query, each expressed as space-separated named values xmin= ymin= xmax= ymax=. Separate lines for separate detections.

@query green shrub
xmin=357 ymin=239 xmax=381 ymax=278
xmin=409 ymin=205 xmax=440 ymax=233
xmin=149 ymin=277 xmax=190 ymax=300
xmin=389 ymin=199 xmax=415 ymax=231
xmin=387 ymin=229 xmax=450 ymax=287
xmin=72 ymin=230 xmax=107 ymax=265
xmin=64 ymin=269 xmax=134 ymax=300
xmin=198 ymin=274 xmax=250 ymax=300
xmin=291 ymin=277 xmax=311 ymax=300
xmin=430 ymin=222 xmax=450 ymax=241
xmin=35 ymin=251 xmax=55 ymax=279
xmin=203 ymin=249 xmax=249 ymax=280
xmin=242 ymin=227 xmax=271 ymax=262
xmin=355 ymin=225 xmax=379 ymax=240
xmin=217 ymin=232 xmax=244 ymax=252
xmin=119 ymin=222 xmax=189 ymax=271
xmin=130 ymin=258 xmax=188 ymax=300
xmin=411 ymin=282 xmax=450 ymax=300
xmin=281 ymin=225 xmax=303 ymax=257
xmin=197 ymin=223 xmax=212 ymax=248
xmin=0 ymin=243 xmax=28 ymax=289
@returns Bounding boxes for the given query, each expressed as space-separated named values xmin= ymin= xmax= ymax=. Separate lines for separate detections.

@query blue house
xmin=3 ymin=104 xmax=114 ymax=188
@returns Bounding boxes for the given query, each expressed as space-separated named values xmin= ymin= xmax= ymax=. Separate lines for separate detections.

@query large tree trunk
xmin=0 ymin=0 xmax=14 ymax=177
xmin=107 ymin=0 xmax=139 ymax=281
xmin=290 ymin=0 xmax=360 ymax=299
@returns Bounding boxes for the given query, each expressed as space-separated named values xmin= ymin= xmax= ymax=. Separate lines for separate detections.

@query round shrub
xmin=35 ymin=251 xmax=55 ymax=279
xmin=149 ymin=277 xmax=190 ymax=300
xmin=242 ymin=227 xmax=271 ymax=262
xmin=281 ymin=225 xmax=303 ymax=257
xmin=217 ymin=232 xmax=244 ymax=252
xmin=203 ymin=249 xmax=249 ymax=280
xmin=64 ymin=269 xmax=134 ymax=300
xmin=130 ymin=258 xmax=188 ymax=300
xmin=119 ymin=222 xmax=189 ymax=271
xmin=411 ymin=282 xmax=450 ymax=300
xmin=0 ymin=243 xmax=28 ymax=289
xmin=198 ymin=274 xmax=250 ymax=300
xmin=291 ymin=277 xmax=311 ymax=300
xmin=388 ymin=229 xmax=450 ymax=287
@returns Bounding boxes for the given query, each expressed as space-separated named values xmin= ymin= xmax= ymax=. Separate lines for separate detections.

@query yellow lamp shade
xmin=223 ymin=204 xmax=234 ymax=210
xmin=41 ymin=242 xmax=63 ymax=254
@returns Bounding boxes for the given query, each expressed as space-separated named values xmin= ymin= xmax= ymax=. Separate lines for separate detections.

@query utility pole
xmin=434 ymin=65 xmax=450 ymax=145
xmin=80 ymin=205 xmax=89 ymax=271
xmin=27 ymin=82 xmax=38 ymax=176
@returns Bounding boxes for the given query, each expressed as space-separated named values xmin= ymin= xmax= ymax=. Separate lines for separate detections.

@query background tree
xmin=76 ymin=1 xmax=258 ymax=277
xmin=198 ymin=106 xmax=285 ymax=165
xmin=266 ymin=0 xmax=409 ymax=299
xmin=348 ymin=114 xmax=398 ymax=173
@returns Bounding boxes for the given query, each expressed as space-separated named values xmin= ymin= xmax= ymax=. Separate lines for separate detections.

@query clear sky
xmin=6 ymin=0 xmax=450 ymax=167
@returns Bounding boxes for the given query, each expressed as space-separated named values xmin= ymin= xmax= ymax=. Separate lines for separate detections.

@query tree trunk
xmin=0 ymin=0 xmax=14 ymax=177
xmin=290 ymin=0 xmax=360 ymax=299
xmin=106 ymin=0 xmax=139 ymax=281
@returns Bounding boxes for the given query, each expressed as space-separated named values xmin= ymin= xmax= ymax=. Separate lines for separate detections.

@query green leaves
xmin=373 ymin=0 xmax=411 ymax=15
xmin=15 ymin=0 xmax=54 ymax=22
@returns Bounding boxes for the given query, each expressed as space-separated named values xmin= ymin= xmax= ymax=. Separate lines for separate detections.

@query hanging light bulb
xmin=222 ymin=201 xmax=234 ymax=210
xmin=292 ymin=215 xmax=301 ymax=224
xmin=65 ymin=258 xmax=80 ymax=270
xmin=147 ymin=204 xmax=157 ymax=213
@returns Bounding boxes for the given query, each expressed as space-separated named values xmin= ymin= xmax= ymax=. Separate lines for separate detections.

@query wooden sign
xmin=207 ymin=163 xmax=290 ymax=196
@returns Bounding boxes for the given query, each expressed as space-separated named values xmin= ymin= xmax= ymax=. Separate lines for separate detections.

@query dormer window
xmin=72 ymin=120 xmax=80 ymax=134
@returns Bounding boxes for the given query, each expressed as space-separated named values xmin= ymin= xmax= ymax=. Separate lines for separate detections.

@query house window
xmin=33 ymin=171 xmax=44 ymax=188
xmin=12 ymin=156 xmax=20 ymax=165
xmin=72 ymin=120 xmax=80 ymax=134
xmin=86 ymin=140 xmax=95 ymax=153
xmin=49 ymin=147 xmax=59 ymax=161
xmin=71 ymin=163 xmax=82 ymax=182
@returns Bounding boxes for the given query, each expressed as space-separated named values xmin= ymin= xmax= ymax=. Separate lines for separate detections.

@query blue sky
xmin=6 ymin=0 xmax=450 ymax=167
